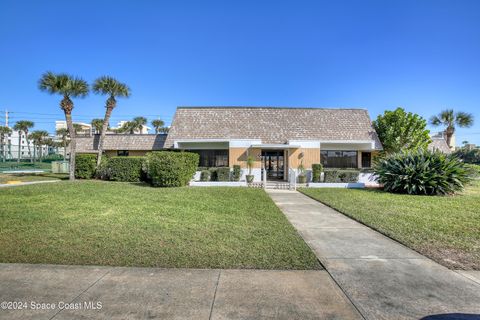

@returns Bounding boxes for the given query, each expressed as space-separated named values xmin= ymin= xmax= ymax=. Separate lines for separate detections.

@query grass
xmin=300 ymin=181 xmax=480 ymax=270
xmin=0 ymin=181 xmax=319 ymax=269
xmin=0 ymin=173 xmax=68 ymax=184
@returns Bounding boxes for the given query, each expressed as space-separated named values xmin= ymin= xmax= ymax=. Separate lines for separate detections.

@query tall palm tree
xmin=39 ymin=72 xmax=89 ymax=180
xmin=29 ymin=130 xmax=49 ymax=161
xmin=56 ymin=128 xmax=70 ymax=160
xmin=91 ymin=118 xmax=104 ymax=134
xmin=151 ymin=119 xmax=165 ymax=134
xmin=13 ymin=120 xmax=34 ymax=163
xmin=93 ymin=76 xmax=130 ymax=166
xmin=118 ymin=117 xmax=147 ymax=134
xmin=0 ymin=126 xmax=12 ymax=162
xmin=430 ymin=109 xmax=474 ymax=149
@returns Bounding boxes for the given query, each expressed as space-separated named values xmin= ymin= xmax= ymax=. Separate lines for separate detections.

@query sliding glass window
xmin=187 ymin=149 xmax=229 ymax=167
xmin=320 ymin=150 xmax=358 ymax=168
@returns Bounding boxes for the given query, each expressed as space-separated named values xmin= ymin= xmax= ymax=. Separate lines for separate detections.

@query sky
xmin=1 ymin=0 xmax=479 ymax=145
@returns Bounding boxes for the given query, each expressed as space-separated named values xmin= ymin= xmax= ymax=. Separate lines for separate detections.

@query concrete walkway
xmin=267 ymin=189 xmax=480 ymax=320
xmin=0 ymin=263 xmax=362 ymax=320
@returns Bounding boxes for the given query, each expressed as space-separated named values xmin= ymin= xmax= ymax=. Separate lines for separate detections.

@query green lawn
xmin=300 ymin=181 xmax=480 ymax=270
xmin=0 ymin=173 xmax=68 ymax=184
xmin=0 ymin=181 xmax=319 ymax=269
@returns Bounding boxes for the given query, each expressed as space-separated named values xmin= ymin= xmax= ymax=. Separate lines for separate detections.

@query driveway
xmin=267 ymin=189 xmax=480 ymax=320
xmin=0 ymin=263 xmax=361 ymax=320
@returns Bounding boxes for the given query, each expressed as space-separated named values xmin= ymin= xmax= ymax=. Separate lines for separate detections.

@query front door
xmin=261 ymin=150 xmax=284 ymax=180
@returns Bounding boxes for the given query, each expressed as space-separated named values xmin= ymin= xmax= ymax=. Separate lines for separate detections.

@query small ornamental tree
xmin=373 ymin=108 xmax=431 ymax=154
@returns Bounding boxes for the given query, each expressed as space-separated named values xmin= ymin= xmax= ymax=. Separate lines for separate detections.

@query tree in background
xmin=430 ymin=109 xmax=474 ymax=149
xmin=151 ymin=119 xmax=165 ymax=134
xmin=118 ymin=116 xmax=147 ymax=134
xmin=13 ymin=120 xmax=34 ymax=163
xmin=91 ymin=118 xmax=104 ymax=134
xmin=39 ymin=72 xmax=89 ymax=181
xmin=56 ymin=128 xmax=70 ymax=160
xmin=93 ymin=76 xmax=131 ymax=166
xmin=0 ymin=126 xmax=12 ymax=162
xmin=29 ymin=130 xmax=49 ymax=161
xmin=372 ymin=108 xmax=431 ymax=154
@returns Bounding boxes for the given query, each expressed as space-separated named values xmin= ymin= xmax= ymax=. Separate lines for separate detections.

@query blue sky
xmin=1 ymin=0 xmax=479 ymax=145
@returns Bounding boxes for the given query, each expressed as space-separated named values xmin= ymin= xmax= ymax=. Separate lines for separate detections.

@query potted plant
xmin=246 ymin=155 xmax=255 ymax=183
xmin=298 ymin=161 xmax=307 ymax=184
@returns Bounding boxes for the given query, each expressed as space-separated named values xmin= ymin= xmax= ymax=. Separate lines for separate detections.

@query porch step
xmin=248 ymin=181 xmax=291 ymax=190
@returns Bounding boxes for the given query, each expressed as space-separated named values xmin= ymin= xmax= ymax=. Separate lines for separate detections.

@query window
xmin=187 ymin=149 xmax=228 ymax=167
xmin=321 ymin=150 xmax=358 ymax=168
xmin=117 ymin=150 xmax=129 ymax=156
xmin=361 ymin=152 xmax=371 ymax=168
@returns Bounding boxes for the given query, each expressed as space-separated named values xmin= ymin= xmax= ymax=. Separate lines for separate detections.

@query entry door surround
xmin=261 ymin=150 xmax=285 ymax=180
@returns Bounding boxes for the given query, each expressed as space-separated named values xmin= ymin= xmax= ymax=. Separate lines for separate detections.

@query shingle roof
xmin=428 ymin=137 xmax=452 ymax=154
xmin=76 ymin=134 xmax=166 ymax=152
xmin=164 ymin=107 xmax=382 ymax=149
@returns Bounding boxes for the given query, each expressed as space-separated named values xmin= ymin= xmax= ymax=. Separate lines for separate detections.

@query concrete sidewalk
xmin=267 ymin=189 xmax=480 ymax=320
xmin=0 ymin=263 xmax=361 ymax=320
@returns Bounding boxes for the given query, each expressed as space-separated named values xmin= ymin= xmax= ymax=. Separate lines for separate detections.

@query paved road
xmin=0 ymin=264 xmax=361 ymax=320
xmin=267 ymin=189 xmax=480 ymax=320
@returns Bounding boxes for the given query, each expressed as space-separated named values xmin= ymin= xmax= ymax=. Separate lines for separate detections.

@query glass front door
xmin=261 ymin=150 xmax=284 ymax=180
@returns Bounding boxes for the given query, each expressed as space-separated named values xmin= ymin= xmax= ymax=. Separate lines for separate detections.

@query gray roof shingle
xmin=165 ymin=107 xmax=382 ymax=149
xmin=76 ymin=134 xmax=166 ymax=152
xmin=428 ymin=137 xmax=452 ymax=154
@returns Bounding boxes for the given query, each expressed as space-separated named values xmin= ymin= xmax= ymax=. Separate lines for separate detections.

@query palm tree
xmin=118 ymin=117 xmax=147 ymax=134
xmin=39 ymin=71 xmax=89 ymax=180
xmin=0 ymin=126 xmax=12 ymax=162
xmin=91 ymin=119 xmax=104 ymax=134
xmin=93 ymin=76 xmax=131 ymax=166
xmin=151 ymin=119 xmax=165 ymax=134
xmin=13 ymin=120 xmax=34 ymax=163
xmin=56 ymin=128 xmax=70 ymax=160
xmin=29 ymin=130 xmax=49 ymax=161
xmin=430 ymin=109 xmax=474 ymax=149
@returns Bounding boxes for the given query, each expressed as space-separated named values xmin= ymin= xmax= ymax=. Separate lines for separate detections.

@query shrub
xmin=312 ymin=164 xmax=323 ymax=182
xmin=453 ymin=148 xmax=480 ymax=164
xmin=323 ymin=169 xmax=359 ymax=183
xmin=232 ymin=165 xmax=241 ymax=181
xmin=144 ymin=151 xmax=199 ymax=187
xmin=105 ymin=157 xmax=144 ymax=182
xmin=75 ymin=154 xmax=97 ymax=179
xmin=209 ymin=167 xmax=230 ymax=181
xmin=374 ymin=149 xmax=471 ymax=195
xmin=200 ymin=170 xmax=210 ymax=181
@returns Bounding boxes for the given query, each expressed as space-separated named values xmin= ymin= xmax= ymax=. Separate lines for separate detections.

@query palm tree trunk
xmin=17 ymin=133 xmax=21 ymax=163
xmin=445 ymin=127 xmax=454 ymax=149
xmin=65 ymin=112 xmax=76 ymax=181
xmin=96 ymin=107 xmax=113 ymax=167
xmin=63 ymin=141 xmax=67 ymax=160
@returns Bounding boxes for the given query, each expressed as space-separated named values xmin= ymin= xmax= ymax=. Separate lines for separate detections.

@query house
xmin=165 ymin=107 xmax=382 ymax=181
xmin=76 ymin=106 xmax=383 ymax=182
xmin=428 ymin=132 xmax=452 ymax=154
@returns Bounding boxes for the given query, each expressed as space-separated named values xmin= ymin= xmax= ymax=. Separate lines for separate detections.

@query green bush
xmin=464 ymin=164 xmax=480 ymax=179
xmin=75 ymin=154 xmax=97 ymax=179
xmin=453 ymin=148 xmax=480 ymax=164
xmin=323 ymin=169 xmax=359 ymax=183
xmin=312 ymin=164 xmax=323 ymax=182
xmin=144 ymin=151 xmax=199 ymax=187
xmin=374 ymin=149 xmax=471 ymax=195
xmin=209 ymin=167 xmax=230 ymax=181
xmin=232 ymin=165 xmax=241 ymax=181
xmin=200 ymin=170 xmax=210 ymax=181
xmin=105 ymin=157 xmax=144 ymax=182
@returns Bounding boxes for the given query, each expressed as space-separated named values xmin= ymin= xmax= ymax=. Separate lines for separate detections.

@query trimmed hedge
xmin=145 ymin=151 xmax=199 ymax=187
xmin=208 ymin=167 xmax=230 ymax=181
xmin=75 ymin=154 xmax=97 ymax=179
xmin=232 ymin=165 xmax=241 ymax=181
xmin=312 ymin=164 xmax=323 ymax=182
xmin=200 ymin=170 xmax=210 ymax=181
xmin=105 ymin=157 xmax=144 ymax=182
xmin=323 ymin=169 xmax=359 ymax=183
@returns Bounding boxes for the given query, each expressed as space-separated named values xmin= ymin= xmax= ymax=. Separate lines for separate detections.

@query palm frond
xmin=93 ymin=76 xmax=131 ymax=98
xmin=456 ymin=112 xmax=474 ymax=127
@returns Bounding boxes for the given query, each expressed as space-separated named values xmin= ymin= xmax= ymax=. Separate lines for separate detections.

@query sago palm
xmin=93 ymin=76 xmax=130 ymax=166
xmin=13 ymin=120 xmax=34 ymax=163
xmin=0 ymin=126 xmax=12 ymax=162
xmin=151 ymin=119 xmax=165 ymax=134
xmin=430 ymin=109 xmax=474 ymax=148
xmin=39 ymin=71 xmax=89 ymax=180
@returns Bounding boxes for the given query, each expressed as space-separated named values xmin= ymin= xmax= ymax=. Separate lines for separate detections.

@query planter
xmin=298 ymin=175 xmax=307 ymax=184
xmin=246 ymin=175 xmax=254 ymax=183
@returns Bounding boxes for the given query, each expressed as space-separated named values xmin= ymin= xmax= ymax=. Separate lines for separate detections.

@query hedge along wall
xmin=105 ymin=156 xmax=145 ymax=182
xmin=145 ymin=151 xmax=199 ymax=187
xmin=75 ymin=154 xmax=97 ymax=179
